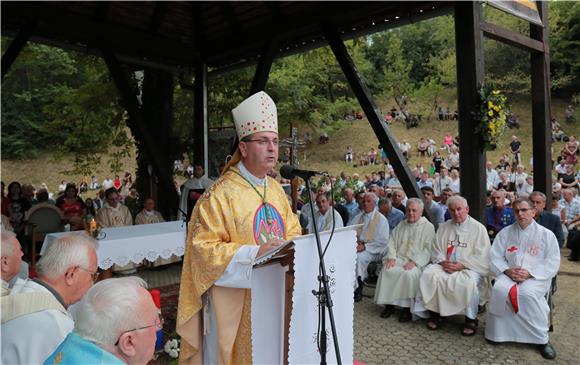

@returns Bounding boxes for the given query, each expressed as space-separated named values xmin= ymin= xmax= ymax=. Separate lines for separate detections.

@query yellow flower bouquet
xmin=474 ymin=84 xmax=508 ymax=151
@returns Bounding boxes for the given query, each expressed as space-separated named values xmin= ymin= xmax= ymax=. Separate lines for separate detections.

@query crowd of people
xmin=1 ymin=90 xmax=573 ymax=363
xmin=297 ymin=168 xmax=565 ymax=359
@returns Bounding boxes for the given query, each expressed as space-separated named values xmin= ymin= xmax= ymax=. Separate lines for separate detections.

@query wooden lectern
xmin=251 ymin=226 xmax=358 ymax=365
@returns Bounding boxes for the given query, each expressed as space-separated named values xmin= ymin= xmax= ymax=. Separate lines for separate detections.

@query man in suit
xmin=530 ymin=191 xmax=564 ymax=248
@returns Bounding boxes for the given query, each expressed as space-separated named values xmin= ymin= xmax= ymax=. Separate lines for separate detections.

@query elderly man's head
xmin=362 ymin=193 xmax=377 ymax=214
xmin=378 ymin=198 xmax=392 ymax=216
xmin=491 ymin=190 xmax=506 ymax=209
xmin=1 ymin=231 xmax=23 ymax=283
xmin=405 ymin=198 xmax=424 ymax=223
xmin=368 ymin=184 xmax=380 ymax=195
xmin=343 ymin=188 xmax=354 ymax=203
xmin=315 ymin=193 xmax=331 ymax=215
xmin=73 ymin=277 xmax=158 ymax=364
xmin=391 ymin=189 xmax=405 ymax=206
xmin=447 ymin=196 xmax=469 ymax=224
xmin=529 ymin=191 xmax=546 ymax=217
xmin=36 ymin=233 xmax=98 ymax=307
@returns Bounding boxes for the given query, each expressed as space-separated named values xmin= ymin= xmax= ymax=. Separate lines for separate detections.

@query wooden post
xmin=530 ymin=1 xmax=552 ymax=209
xmin=193 ymin=62 xmax=208 ymax=172
xmin=324 ymin=26 xmax=434 ymax=224
xmin=101 ymin=49 xmax=179 ymax=214
xmin=1 ymin=26 xmax=33 ymax=80
xmin=454 ymin=2 xmax=486 ymax=223
xmin=142 ymin=69 xmax=175 ymax=218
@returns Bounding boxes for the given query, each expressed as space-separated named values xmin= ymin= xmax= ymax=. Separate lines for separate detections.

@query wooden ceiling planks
xmin=1 ymin=1 xmax=448 ymax=71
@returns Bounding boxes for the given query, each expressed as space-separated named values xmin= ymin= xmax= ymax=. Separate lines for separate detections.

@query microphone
xmin=280 ymin=165 xmax=324 ymax=180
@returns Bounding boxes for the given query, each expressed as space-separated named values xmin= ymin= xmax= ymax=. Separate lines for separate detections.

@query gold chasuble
xmin=177 ymin=166 xmax=301 ymax=364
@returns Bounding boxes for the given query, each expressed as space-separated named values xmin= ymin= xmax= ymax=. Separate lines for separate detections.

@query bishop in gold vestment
xmin=176 ymin=91 xmax=301 ymax=364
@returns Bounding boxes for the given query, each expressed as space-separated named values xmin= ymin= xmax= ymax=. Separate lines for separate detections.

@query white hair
xmin=364 ymin=192 xmax=378 ymax=201
xmin=447 ymin=195 xmax=468 ymax=209
xmin=74 ymin=277 xmax=148 ymax=345
xmin=36 ymin=233 xmax=97 ymax=280
xmin=1 ymin=230 xmax=18 ymax=256
xmin=406 ymin=197 xmax=424 ymax=211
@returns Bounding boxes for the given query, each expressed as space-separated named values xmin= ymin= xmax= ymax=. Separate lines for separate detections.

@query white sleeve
xmin=214 ymin=245 xmax=260 ymax=288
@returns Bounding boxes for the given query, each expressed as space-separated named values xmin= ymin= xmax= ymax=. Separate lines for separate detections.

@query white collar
xmin=237 ymin=161 xmax=267 ymax=187
xmin=1 ymin=279 xmax=9 ymax=289
xmin=104 ymin=203 xmax=121 ymax=212
xmin=144 ymin=210 xmax=155 ymax=216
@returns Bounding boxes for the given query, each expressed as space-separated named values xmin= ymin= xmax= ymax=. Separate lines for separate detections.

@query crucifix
xmin=280 ymin=126 xmax=307 ymax=213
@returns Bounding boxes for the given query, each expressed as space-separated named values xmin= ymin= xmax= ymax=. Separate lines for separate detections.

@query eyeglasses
xmin=114 ymin=312 xmax=164 ymax=346
xmin=243 ymin=138 xmax=279 ymax=146
xmin=77 ymin=266 xmax=100 ymax=282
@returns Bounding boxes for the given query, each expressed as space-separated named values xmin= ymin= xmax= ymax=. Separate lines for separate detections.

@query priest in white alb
xmin=485 ymin=198 xmax=560 ymax=360
xmin=135 ymin=197 xmax=165 ymax=225
xmin=349 ymin=192 xmax=389 ymax=302
xmin=374 ymin=198 xmax=435 ymax=322
xmin=307 ymin=192 xmax=343 ymax=234
xmin=414 ymin=195 xmax=490 ymax=336
xmin=178 ymin=164 xmax=214 ymax=221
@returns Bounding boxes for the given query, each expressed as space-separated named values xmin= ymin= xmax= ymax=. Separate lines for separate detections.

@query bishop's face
xmin=239 ymin=131 xmax=279 ymax=177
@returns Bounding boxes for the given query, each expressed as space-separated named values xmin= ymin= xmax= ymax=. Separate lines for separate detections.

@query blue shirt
xmin=44 ymin=332 xmax=124 ymax=365
xmin=485 ymin=206 xmax=515 ymax=233
xmin=343 ymin=201 xmax=358 ymax=221
xmin=386 ymin=208 xmax=405 ymax=231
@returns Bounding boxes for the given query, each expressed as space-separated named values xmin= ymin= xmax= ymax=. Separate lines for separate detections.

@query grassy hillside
xmin=298 ymin=95 xmax=579 ymax=178
xmin=1 ymin=94 xmax=578 ymax=195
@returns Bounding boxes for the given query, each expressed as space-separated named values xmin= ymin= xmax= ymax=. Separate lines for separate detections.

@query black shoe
xmin=485 ymin=338 xmax=499 ymax=346
xmin=538 ymin=343 xmax=556 ymax=360
xmin=380 ymin=305 xmax=394 ymax=318
xmin=354 ymin=290 xmax=363 ymax=302
xmin=398 ymin=308 xmax=412 ymax=322
xmin=568 ymin=257 xmax=580 ymax=262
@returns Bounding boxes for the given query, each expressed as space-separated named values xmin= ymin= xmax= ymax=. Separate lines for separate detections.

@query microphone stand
xmin=305 ymin=177 xmax=342 ymax=365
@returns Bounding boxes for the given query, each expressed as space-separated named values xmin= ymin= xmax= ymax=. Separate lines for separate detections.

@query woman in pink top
xmin=443 ymin=133 xmax=453 ymax=152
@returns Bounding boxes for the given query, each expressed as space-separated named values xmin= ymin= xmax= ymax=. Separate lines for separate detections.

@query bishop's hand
xmin=257 ymin=238 xmax=284 ymax=257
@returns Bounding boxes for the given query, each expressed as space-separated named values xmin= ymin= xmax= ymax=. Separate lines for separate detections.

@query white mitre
xmin=232 ymin=91 xmax=278 ymax=139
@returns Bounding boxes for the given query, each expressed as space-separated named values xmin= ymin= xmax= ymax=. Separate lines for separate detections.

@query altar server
xmin=485 ymin=198 xmax=560 ymax=360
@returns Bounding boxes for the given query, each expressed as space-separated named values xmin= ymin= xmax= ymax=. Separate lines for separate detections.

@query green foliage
xmin=549 ymin=1 xmax=580 ymax=93
xmin=2 ymin=6 xmax=578 ymax=170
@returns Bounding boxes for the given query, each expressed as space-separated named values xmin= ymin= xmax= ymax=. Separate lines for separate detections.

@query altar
xmin=40 ymin=221 xmax=186 ymax=270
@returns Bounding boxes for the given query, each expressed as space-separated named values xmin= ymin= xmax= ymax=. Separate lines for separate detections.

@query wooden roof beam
xmin=480 ymin=20 xmax=546 ymax=53
xmin=2 ymin=3 xmax=200 ymax=66
xmin=93 ymin=2 xmax=110 ymax=22
xmin=148 ymin=2 xmax=168 ymax=35
xmin=1 ymin=25 xmax=34 ymax=80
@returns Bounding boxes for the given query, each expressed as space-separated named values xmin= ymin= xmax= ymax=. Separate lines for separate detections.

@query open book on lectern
xmin=254 ymin=239 xmax=294 ymax=266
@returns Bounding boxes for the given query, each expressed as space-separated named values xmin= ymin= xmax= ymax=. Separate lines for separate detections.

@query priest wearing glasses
xmin=176 ymin=91 xmax=301 ymax=364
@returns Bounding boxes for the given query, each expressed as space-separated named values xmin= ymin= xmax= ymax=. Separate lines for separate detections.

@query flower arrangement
xmin=474 ymin=84 xmax=508 ymax=151
xmin=163 ymin=334 xmax=180 ymax=364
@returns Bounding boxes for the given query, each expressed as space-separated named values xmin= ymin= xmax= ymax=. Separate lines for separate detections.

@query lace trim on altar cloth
xmin=99 ymin=246 xmax=186 ymax=269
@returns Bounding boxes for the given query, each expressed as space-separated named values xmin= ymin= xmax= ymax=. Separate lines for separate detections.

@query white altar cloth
xmin=40 ymin=221 xmax=186 ymax=269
